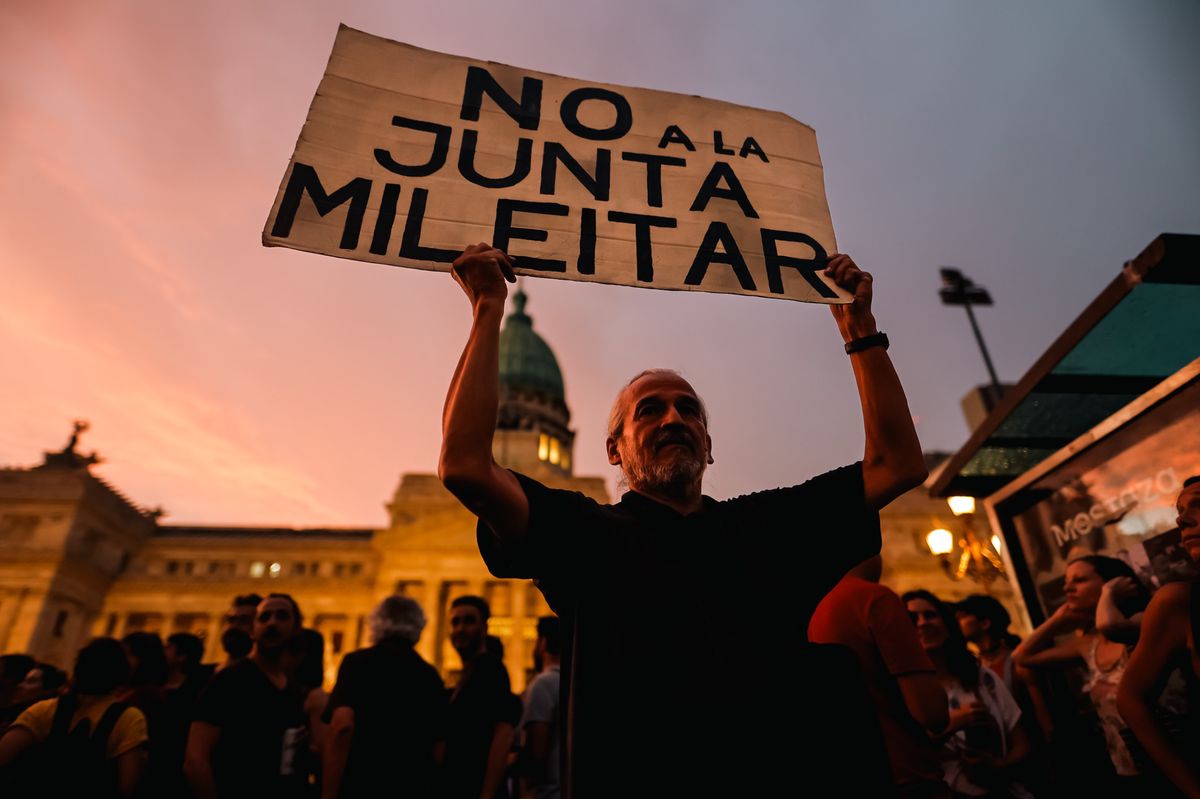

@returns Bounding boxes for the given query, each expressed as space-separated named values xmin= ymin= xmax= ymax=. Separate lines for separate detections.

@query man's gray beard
xmin=620 ymin=446 xmax=705 ymax=493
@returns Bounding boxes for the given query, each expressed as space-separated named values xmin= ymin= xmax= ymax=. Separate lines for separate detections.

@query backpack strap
xmin=49 ymin=693 xmax=81 ymax=740
xmin=92 ymin=701 xmax=131 ymax=756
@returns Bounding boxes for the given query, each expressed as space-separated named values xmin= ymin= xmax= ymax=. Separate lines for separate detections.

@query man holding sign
xmin=439 ymin=244 xmax=927 ymax=795
xmin=263 ymin=26 xmax=927 ymax=794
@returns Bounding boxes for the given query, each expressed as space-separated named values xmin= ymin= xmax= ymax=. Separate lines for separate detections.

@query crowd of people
xmin=3 ymin=246 xmax=1198 ymax=798
xmin=0 ymin=480 xmax=1195 ymax=798
xmin=0 ymin=592 xmax=563 ymax=798
xmin=804 ymin=477 xmax=1200 ymax=799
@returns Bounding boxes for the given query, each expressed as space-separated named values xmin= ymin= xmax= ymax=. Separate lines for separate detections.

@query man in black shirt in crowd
xmin=162 ymin=633 xmax=212 ymax=795
xmin=439 ymin=245 xmax=928 ymax=796
xmin=322 ymin=594 xmax=446 ymax=799
xmin=442 ymin=595 xmax=517 ymax=799
xmin=185 ymin=593 xmax=307 ymax=799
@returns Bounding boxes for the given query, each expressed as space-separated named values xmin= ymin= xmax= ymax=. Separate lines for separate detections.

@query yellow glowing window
xmin=538 ymin=434 xmax=549 ymax=461
xmin=562 ymin=451 xmax=571 ymax=470
xmin=549 ymin=437 xmax=560 ymax=465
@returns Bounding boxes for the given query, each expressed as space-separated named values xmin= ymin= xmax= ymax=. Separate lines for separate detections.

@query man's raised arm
xmin=826 ymin=254 xmax=928 ymax=510
xmin=438 ymin=243 xmax=530 ymax=542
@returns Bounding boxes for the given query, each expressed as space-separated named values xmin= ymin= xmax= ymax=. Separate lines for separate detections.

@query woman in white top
xmin=1013 ymin=555 xmax=1153 ymax=785
xmin=905 ymin=589 xmax=1034 ymax=799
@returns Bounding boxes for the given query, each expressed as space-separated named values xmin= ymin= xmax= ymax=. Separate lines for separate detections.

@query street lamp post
xmin=939 ymin=267 xmax=1002 ymax=395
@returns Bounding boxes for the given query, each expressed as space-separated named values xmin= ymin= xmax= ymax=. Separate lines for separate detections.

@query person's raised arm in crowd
xmin=825 ymin=255 xmax=927 ymax=510
xmin=438 ymin=244 xmax=530 ymax=543
xmin=1011 ymin=602 xmax=1089 ymax=669
xmin=1095 ymin=576 xmax=1144 ymax=645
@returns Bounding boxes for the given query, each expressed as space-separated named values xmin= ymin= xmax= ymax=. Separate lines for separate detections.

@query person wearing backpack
xmin=0 ymin=637 xmax=149 ymax=798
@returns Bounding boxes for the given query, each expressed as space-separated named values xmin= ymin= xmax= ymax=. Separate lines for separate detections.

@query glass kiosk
xmin=930 ymin=233 xmax=1200 ymax=625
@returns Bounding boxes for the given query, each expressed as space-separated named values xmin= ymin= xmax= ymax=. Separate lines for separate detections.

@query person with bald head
xmin=439 ymin=243 xmax=927 ymax=796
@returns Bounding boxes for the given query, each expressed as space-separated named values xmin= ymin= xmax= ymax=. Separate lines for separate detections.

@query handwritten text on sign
xmin=264 ymin=26 xmax=844 ymax=303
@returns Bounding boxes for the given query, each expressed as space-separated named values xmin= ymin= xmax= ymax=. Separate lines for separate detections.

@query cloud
xmin=0 ymin=299 xmax=344 ymax=525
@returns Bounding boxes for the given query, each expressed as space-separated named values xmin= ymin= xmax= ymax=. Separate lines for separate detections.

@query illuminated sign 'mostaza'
xmin=1050 ymin=468 xmax=1182 ymax=547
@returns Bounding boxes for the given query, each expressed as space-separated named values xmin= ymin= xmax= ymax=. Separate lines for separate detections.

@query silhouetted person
xmin=0 ymin=637 xmax=148 ymax=798
xmin=957 ymin=594 xmax=1053 ymax=745
xmin=443 ymin=595 xmax=516 ymax=799
xmin=1118 ymin=475 xmax=1200 ymax=798
xmin=218 ymin=593 xmax=262 ymax=672
xmin=516 ymin=616 xmax=562 ymax=799
xmin=186 ymin=594 xmax=307 ymax=799
xmin=119 ymin=631 xmax=170 ymax=797
xmin=163 ymin=633 xmax=209 ymax=796
xmin=12 ymin=663 xmax=67 ymax=705
xmin=0 ymin=654 xmax=35 ymax=713
xmin=287 ymin=627 xmax=328 ymax=790
xmin=809 ymin=556 xmax=949 ymax=798
xmin=439 ymin=246 xmax=926 ymax=795
xmin=0 ymin=662 xmax=66 ymax=735
xmin=322 ymin=595 xmax=446 ymax=799
xmin=165 ymin=632 xmax=210 ymax=695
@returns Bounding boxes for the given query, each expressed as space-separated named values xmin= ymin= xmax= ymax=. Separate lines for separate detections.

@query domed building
xmin=0 ymin=289 xmax=1022 ymax=685
xmin=494 ymin=288 xmax=576 ymax=479
xmin=0 ymin=291 xmax=608 ymax=690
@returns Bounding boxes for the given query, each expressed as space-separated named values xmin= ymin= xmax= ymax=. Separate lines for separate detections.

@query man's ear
xmin=706 ymin=434 xmax=714 ymax=465
xmin=606 ymin=437 xmax=621 ymax=466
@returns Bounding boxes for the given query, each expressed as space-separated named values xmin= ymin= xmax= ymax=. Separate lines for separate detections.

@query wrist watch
xmin=844 ymin=331 xmax=889 ymax=354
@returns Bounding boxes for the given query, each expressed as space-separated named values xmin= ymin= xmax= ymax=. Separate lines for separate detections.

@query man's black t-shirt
xmin=477 ymin=462 xmax=882 ymax=797
xmin=322 ymin=637 xmax=447 ymax=798
xmin=192 ymin=658 xmax=307 ymax=799
xmin=442 ymin=652 xmax=518 ymax=799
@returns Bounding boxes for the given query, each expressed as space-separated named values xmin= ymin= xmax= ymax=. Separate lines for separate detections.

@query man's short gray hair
xmin=368 ymin=595 xmax=426 ymax=645
xmin=606 ymin=368 xmax=708 ymax=440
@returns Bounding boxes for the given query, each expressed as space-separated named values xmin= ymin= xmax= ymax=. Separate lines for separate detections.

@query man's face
xmin=1177 ymin=483 xmax=1200 ymax=562
xmin=225 ymin=604 xmax=256 ymax=634
xmin=449 ymin=605 xmax=486 ymax=660
xmin=253 ymin=597 xmax=298 ymax=652
xmin=606 ymin=373 xmax=712 ymax=494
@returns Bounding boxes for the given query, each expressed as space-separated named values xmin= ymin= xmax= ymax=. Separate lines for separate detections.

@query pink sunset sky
xmin=2 ymin=1 xmax=1197 ymax=527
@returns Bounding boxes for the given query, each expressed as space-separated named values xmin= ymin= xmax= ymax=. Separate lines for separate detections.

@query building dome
xmin=494 ymin=288 xmax=575 ymax=476
xmin=499 ymin=289 xmax=565 ymax=400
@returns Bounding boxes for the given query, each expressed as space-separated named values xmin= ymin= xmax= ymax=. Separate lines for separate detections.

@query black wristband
xmin=844 ymin=331 xmax=889 ymax=354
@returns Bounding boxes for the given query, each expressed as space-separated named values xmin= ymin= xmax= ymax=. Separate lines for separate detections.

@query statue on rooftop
xmin=40 ymin=419 xmax=102 ymax=469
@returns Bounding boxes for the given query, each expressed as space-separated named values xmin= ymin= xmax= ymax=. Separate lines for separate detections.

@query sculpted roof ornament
xmin=39 ymin=419 xmax=102 ymax=470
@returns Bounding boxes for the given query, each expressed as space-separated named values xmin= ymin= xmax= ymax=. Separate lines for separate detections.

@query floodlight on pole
xmin=939 ymin=267 xmax=1002 ymax=395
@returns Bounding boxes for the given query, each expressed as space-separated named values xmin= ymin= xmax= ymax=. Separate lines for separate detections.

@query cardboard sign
xmin=264 ymin=25 xmax=846 ymax=303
